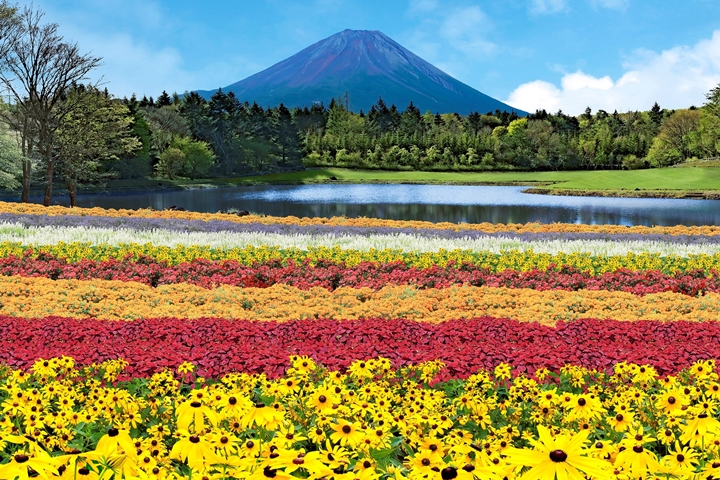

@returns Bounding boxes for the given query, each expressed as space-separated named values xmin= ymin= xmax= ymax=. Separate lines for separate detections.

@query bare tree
xmin=0 ymin=4 xmax=101 ymax=204
xmin=0 ymin=1 xmax=20 ymax=58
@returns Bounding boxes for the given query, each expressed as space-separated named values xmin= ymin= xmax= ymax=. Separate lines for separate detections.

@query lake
xmin=13 ymin=184 xmax=720 ymax=226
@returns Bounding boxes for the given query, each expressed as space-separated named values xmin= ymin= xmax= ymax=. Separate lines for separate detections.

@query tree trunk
xmin=66 ymin=177 xmax=76 ymax=208
xmin=20 ymin=116 xmax=32 ymax=203
xmin=21 ymin=159 xmax=31 ymax=203
xmin=43 ymin=158 xmax=53 ymax=206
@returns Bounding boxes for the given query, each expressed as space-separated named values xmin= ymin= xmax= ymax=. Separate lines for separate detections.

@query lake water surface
xmin=15 ymin=184 xmax=720 ymax=226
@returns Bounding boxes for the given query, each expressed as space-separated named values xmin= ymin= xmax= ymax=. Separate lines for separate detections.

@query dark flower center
xmin=677 ymin=454 xmax=685 ymax=462
xmin=577 ymin=398 xmax=586 ymax=406
xmin=342 ymin=425 xmax=352 ymax=434
xmin=633 ymin=445 xmax=644 ymax=453
xmin=441 ymin=467 xmax=458 ymax=480
xmin=318 ymin=395 xmax=327 ymax=403
xmin=108 ymin=428 xmax=119 ymax=437
xmin=14 ymin=454 xmax=29 ymax=463
xmin=228 ymin=397 xmax=237 ymax=405
xmin=668 ymin=396 xmax=676 ymax=404
xmin=189 ymin=436 xmax=200 ymax=444
xmin=190 ymin=401 xmax=201 ymax=408
xmin=549 ymin=450 xmax=567 ymax=462
xmin=264 ymin=466 xmax=277 ymax=478
xmin=421 ymin=458 xmax=431 ymax=466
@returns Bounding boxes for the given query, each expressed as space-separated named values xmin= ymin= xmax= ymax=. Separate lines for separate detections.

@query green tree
xmin=173 ymin=137 xmax=215 ymax=179
xmin=704 ymin=83 xmax=720 ymax=117
xmin=155 ymin=147 xmax=186 ymax=180
xmin=55 ymin=86 xmax=141 ymax=206
xmin=142 ymin=105 xmax=191 ymax=157
xmin=0 ymin=4 xmax=102 ymax=205
xmin=0 ymin=127 xmax=23 ymax=189
xmin=646 ymin=109 xmax=702 ymax=166
xmin=273 ymin=103 xmax=302 ymax=168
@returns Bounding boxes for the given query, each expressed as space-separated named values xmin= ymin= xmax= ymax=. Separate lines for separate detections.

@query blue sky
xmin=38 ymin=0 xmax=720 ymax=114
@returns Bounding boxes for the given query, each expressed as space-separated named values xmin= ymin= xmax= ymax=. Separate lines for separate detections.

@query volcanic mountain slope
xmin=196 ymin=29 xmax=523 ymax=115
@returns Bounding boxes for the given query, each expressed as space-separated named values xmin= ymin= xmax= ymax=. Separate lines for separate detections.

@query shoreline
xmin=1 ymin=168 xmax=718 ymax=201
xmin=522 ymin=187 xmax=720 ymax=200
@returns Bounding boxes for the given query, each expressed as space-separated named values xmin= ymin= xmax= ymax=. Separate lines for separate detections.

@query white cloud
xmin=84 ymin=34 xmax=193 ymax=97
xmin=505 ymin=30 xmax=720 ymax=114
xmin=530 ymin=0 xmax=628 ymax=14
xmin=591 ymin=0 xmax=629 ymax=10
xmin=407 ymin=0 xmax=439 ymax=12
xmin=530 ymin=0 xmax=567 ymax=14
xmin=440 ymin=7 xmax=495 ymax=57
xmin=404 ymin=4 xmax=496 ymax=77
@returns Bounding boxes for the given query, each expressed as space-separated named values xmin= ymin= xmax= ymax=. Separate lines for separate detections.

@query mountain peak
xmin=197 ymin=30 xmax=523 ymax=115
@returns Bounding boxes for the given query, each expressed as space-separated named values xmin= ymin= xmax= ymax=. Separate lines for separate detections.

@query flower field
xmin=1 ymin=201 xmax=720 ymax=479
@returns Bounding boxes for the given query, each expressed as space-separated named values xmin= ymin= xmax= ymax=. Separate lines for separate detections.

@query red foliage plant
xmin=0 ymin=315 xmax=717 ymax=381
xmin=0 ymin=253 xmax=716 ymax=296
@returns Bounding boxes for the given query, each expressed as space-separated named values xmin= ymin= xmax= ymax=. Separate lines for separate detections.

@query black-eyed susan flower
xmin=503 ymin=425 xmax=610 ymax=480
xmin=307 ymin=387 xmax=338 ymax=413
xmin=94 ymin=427 xmax=136 ymax=458
xmin=607 ymin=411 xmax=634 ymax=432
xmin=661 ymin=441 xmax=698 ymax=476
xmin=0 ymin=450 xmax=61 ymax=480
xmin=655 ymin=388 xmax=689 ymax=414
xmin=169 ymin=430 xmax=223 ymax=471
xmin=330 ymin=419 xmax=365 ymax=447
xmin=175 ymin=397 xmax=219 ymax=432
xmin=241 ymin=401 xmax=283 ymax=429
xmin=614 ymin=442 xmax=662 ymax=479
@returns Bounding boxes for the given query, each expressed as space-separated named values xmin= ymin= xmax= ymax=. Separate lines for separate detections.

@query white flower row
xmin=0 ymin=222 xmax=717 ymax=257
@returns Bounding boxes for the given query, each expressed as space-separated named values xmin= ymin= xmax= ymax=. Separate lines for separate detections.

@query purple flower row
xmin=3 ymin=212 xmax=720 ymax=245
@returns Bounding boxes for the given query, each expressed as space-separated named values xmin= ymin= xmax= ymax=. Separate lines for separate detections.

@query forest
xmin=1 ymin=1 xmax=720 ymax=206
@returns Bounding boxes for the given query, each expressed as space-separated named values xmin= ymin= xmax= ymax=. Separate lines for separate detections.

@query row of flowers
xmin=5 ymin=221 xmax=720 ymax=257
xmin=1 ymin=252 xmax=717 ymax=296
xmin=0 ymin=354 xmax=719 ymax=480
xmin=3 ymin=200 xmax=720 ymax=236
xmin=3 ymin=242 xmax=720 ymax=273
xmin=3 ymin=276 xmax=720 ymax=323
xmin=5 ymin=212 xmax=720 ymax=246
xmin=0 ymin=316 xmax=717 ymax=379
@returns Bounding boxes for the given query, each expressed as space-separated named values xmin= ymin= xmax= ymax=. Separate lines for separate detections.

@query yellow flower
xmin=94 ymin=427 xmax=136 ymax=458
xmin=661 ymin=441 xmax=698 ymax=476
xmin=169 ymin=430 xmax=223 ymax=470
xmin=330 ymin=419 xmax=365 ymax=447
xmin=0 ymin=450 xmax=60 ymax=480
xmin=503 ymin=425 xmax=610 ymax=480
xmin=175 ymin=397 xmax=219 ymax=432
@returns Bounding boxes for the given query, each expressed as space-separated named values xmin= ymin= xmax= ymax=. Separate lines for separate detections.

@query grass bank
xmin=7 ymin=166 xmax=718 ymax=200
xmin=226 ymin=167 xmax=720 ymax=198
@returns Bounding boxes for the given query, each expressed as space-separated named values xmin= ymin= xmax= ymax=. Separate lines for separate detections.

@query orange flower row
xmin=2 ymin=201 xmax=719 ymax=236
xmin=2 ymin=276 xmax=719 ymax=324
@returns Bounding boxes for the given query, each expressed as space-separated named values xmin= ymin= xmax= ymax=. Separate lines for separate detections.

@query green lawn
xmin=230 ymin=167 xmax=720 ymax=191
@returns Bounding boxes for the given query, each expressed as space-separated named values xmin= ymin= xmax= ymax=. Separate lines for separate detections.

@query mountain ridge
xmin=195 ymin=29 xmax=524 ymax=115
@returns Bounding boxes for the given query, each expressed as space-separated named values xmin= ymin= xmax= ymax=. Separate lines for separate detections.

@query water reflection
xmin=9 ymin=184 xmax=720 ymax=227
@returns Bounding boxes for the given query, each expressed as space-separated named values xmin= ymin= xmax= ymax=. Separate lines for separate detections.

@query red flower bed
xmin=0 ymin=316 xmax=717 ymax=380
xmin=2 ymin=252 xmax=717 ymax=295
